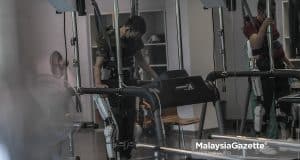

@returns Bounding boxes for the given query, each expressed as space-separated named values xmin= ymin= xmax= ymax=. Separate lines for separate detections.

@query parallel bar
xmin=206 ymin=70 xmax=300 ymax=82
xmin=77 ymin=87 xmax=166 ymax=147
xmin=113 ymin=0 xmax=124 ymax=88
xmin=211 ymin=134 xmax=300 ymax=148
xmin=136 ymin=143 xmax=239 ymax=160
xmin=240 ymin=79 xmax=251 ymax=134
xmin=215 ymin=101 xmax=225 ymax=135
xmin=266 ymin=0 xmax=274 ymax=71
xmin=218 ymin=7 xmax=227 ymax=72
xmin=153 ymin=110 xmax=166 ymax=147
xmin=175 ymin=0 xmax=184 ymax=69
xmin=71 ymin=11 xmax=82 ymax=88
xmin=198 ymin=103 xmax=207 ymax=139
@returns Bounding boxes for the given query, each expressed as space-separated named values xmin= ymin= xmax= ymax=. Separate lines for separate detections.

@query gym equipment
xmin=199 ymin=70 xmax=300 ymax=138
xmin=158 ymin=75 xmax=219 ymax=108
xmin=113 ymin=0 xmax=124 ymax=88
xmin=279 ymin=93 xmax=300 ymax=103
xmin=266 ymin=0 xmax=274 ymax=71
xmin=201 ymin=0 xmax=229 ymax=73
xmin=175 ymin=0 xmax=184 ymax=69
xmin=78 ymin=86 xmax=166 ymax=159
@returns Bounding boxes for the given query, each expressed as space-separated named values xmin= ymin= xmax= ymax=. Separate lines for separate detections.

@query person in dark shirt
xmin=94 ymin=16 xmax=158 ymax=159
xmin=243 ymin=0 xmax=293 ymax=138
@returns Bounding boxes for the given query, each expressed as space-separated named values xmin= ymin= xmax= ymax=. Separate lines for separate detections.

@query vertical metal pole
xmin=153 ymin=109 xmax=166 ymax=159
xmin=135 ymin=0 xmax=139 ymax=16
xmin=153 ymin=110 xmax=166 ymax=146
xmin=130 ymin=0 xmax=139 ymax=16
xmin=266 ymin=0 xmax=274 ymax=71
xmin=71 ymin=11 xmax=82 ymax=88
xmin=198 ymin=103 xmax=208 ymax=139
xmin=113 ymin=0 xmax=124 ymax=88
xmin=69 ymin=131 xmax=75 ymax=157
xmin=215 ymin=101 xmax=225 ymax=135
xmin=240 ymin=79 xmax=251 ymax=134
xmin=218 ymin=7 xmax=227 ymax=72
xmin=175 ymin=0 xmax=184 ymax=70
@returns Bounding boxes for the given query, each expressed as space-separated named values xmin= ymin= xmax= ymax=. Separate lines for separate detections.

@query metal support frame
xmin=198 ymin=101 xmax=224 ymax=139
xmin=113 ymin=0 xmax=124 ymax=88
xmin=218 ymin=7 xmax=227 ymax=72
xmin=130 ymin=0 xmax=139 ymax=16
xmin=266 ymin=0 xmax=274 ymax=71
xmin=239 ymin=78 xmax=252 ymax=134
xmin=198 ymin=70 xmax=300 ymax=139
xmin=77 ymin=86 xmax=166 ymax=145
xmin=71 ymin=11 xmax=82 ymax=88
xmin=175 ymin=0 xmax=184 ymax=70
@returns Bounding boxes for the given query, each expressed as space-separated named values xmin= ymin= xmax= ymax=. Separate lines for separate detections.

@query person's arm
xmin=249 ymin=18 xmax=273 ymax=49
xmin=135 ymin=51 xmax=159 ymax=79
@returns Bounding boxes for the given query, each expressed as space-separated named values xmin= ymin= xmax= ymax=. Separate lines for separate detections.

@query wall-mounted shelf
xmin=144 ymin=43 xmax=166 ymax=46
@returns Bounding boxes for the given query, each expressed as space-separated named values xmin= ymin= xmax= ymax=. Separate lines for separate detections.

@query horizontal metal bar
xmin=136 ymin=143 xmax=239 ymax=160
xmin=206 ymin=70 xmax=300 ymax=82
xmin=210 ymin=135 xmax=300 ymax=148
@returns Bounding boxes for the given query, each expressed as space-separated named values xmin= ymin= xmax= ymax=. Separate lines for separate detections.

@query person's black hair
xmin=125 ymin=16 xmax=146 ymax=34
xmin=257 ymin=0 xmax=275 ymax=12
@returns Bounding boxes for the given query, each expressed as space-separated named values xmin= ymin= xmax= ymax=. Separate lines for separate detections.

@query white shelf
xmin=144 ymin=43 xmax=166 ymax=46
xmin=149 ymin=64 xmax=167 ymax=67
xmin=289 ymin=59 xmax=300 ymax=62
xmin=91 ymin=9 xmax=164 ymax=16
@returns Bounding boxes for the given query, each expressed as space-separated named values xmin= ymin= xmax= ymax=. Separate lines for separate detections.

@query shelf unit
xmin=88 ymin=10 xmax=168 ymax=80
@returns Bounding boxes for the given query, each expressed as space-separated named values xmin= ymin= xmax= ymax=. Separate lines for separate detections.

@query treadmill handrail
xmin=206 ymin=70 xmax=300 ymax=82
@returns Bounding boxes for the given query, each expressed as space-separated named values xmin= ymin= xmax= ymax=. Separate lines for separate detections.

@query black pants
xmin=105 ymin=79 xmax=136 ymax=159
xmin=257 ymin=57 xmax=291 ymax=122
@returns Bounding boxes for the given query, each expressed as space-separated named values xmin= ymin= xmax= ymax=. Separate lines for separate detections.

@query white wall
xmin=187 ymin=0 xmax=218 ymax=130
xmin=15 ymin=0 xmax=92 ymax=121
xmin=0 ymin=1 xmax=23 ymax=159
xmin=165 ymin=0 xmax=218 ymax=131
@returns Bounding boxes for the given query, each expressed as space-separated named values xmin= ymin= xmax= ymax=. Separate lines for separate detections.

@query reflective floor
xmin=72 ymin=129 xmax=300 ymax=160
xmin=73 ymin=129 xmax=195 ymax=160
